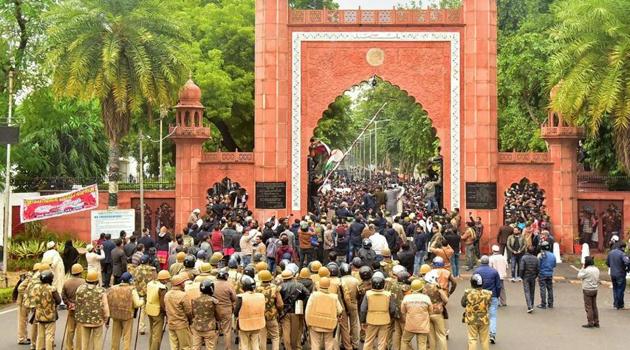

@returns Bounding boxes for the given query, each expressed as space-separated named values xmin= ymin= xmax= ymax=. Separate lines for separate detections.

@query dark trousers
xmin=539 ymin=276 xmax=554 ymax=307
xmin=583 ymin=289 xmax=599 ymax=326
xmin=611 ymin=275 xmax=626 ymax=309
xmin=510 ymin=254 xmax=523 ymax=278
xmin=101 ymin=263 xmax=113 ymax=287
xmin=300 ymin=248 xmax=316 ymax=268
xmin=522 ymin=277 xmax=536 ymax=309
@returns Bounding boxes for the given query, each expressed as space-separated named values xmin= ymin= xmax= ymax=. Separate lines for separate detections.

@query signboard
xmin=20 ymin=184 xmax=99 ymax=223
xmin=256 ymin=182 xmax=287 ymax=209
xmin=0 ymin=126 xmax=19 ymax=145
xmin=90 ymin=209 xmax=135 ymax=241
xmin=465 ymin=182 xmax=497 ymax=209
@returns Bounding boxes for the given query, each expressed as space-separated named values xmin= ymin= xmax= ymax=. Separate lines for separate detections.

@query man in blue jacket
xmin=606 ymin=242 xmax=629 ymax=309
xmin=474 ymin=255 xmax=501 ymax=344
xmin=538 ymin=241 xmax=557 ymax=309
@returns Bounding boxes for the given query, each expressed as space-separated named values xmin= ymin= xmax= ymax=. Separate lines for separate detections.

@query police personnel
xmin=15 ymin=263 xmax=37 ymax=346
xmin=28 ymin=262 xmax=49 ymax=350
xmin=33 ymin=270 xmax=62 ymax=350
xmin=61 ymin=263 xmax=86 ymax=350
xmin=145 ymin=270 xmax=171 ymax=350
xmin=423 ymin=271 xmax=448 ymax=350
xmin=107 ymin=272 xmax=143 ymax=350
xmin=214 ymin=268 xmax=237 ymax=350
xmin=191 ymin=280 xmax=220 ymax=350
xmin=256 ymin=269 xmax=284 ymax=350
xmin=165 ymin=273 xmax=193 ymax=350
xmin=305 ymin=277 xmax=343 ymax=350
xmin=400 ymin=279 xmax=432 ymax=350
xmin=360 ymin=274 xmax=396 ymax=350
xmin=234 ymin=275 xmax=266 ymax=350
xmin=339 ymin=262 xmax=361 ymax=350
xmin=279 ymin=269 xmax=310 ymax=350
xmin=134 ymin=255 xmax=157 ymax=335
xmin=170 ymin=252 xmax=187 ymax=276
xmin=182 ymin=255 xmax=199 ymax=280
xmin=75 ymin=271 xmax=109 ymax=350
xmin=461 ymin=274 xmax=492 ymax=350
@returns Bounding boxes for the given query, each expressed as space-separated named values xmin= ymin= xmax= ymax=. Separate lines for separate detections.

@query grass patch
xmin=0 ymin=287 xmax=13 ymax=305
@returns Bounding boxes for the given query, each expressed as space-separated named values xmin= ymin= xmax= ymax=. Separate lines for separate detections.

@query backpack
xmin=266 ymin=238 xmax=281 ymax=258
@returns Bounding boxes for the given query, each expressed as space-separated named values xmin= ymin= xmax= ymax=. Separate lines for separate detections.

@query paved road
xmin=1 ymin=265 xmax=627 ymax=349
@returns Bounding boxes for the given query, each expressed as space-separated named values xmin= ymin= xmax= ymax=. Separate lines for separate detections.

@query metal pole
xmin=374 ymin=122 xmax=378 ymax=173
xmin=159 ymin=113 xmax=164 ymax=182
xmin=139 ymin=129 xmax=145 ymax=231
xmin=3 ymin=70 xmax=13 ymax=275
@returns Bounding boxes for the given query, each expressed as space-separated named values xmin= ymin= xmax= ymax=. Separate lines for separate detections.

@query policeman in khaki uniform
xmin=390 ymin=268 xmax=411 ymax=350
xmin=360 ymin=274 xmax=396 ymax=350
xmin=61 ymin=264 xmax=86 ymax=350
xmin=170 ymin=252 xmax=187 ymax=276
xmin=107 ymin=272 xmax=144 ymax=350
xmin=191 ymin=280 xmax=221 ymax=350
xmin=379 ymin=248 xmax=398 ymax=278
xmin=309 ymin=261 xmax=322 ymax=285
xmin=422 ymin=271 xmax=449 ymax=350
xmin=185 ymin=263 xmax=212 ymax=304
xmin=75 ymin=271 xmax=109 ymax=350
xmin=133 ymin=255 xmax=157 ymax=335
xmin=256 ymin=270 xmax=284 ymax=350
xmin=339 ymin=263 xmax=361 ymax=350
xmin=279 ymin=269 xmax=310 ymax=350
xmin=400 ymin=279 xmax=432 ymax=350
xmin=15 ymin=263 xmax=37 ymax=346
xmin=214 ymin=268 xmax=237 ymax=350
xmin=461 ymin=274 xmax=492 ymax=350
xmin=234 ymin=275 xmax=266 ymax=350
xmin=27 ymin=263 xmax=49 ymax=350
xmin=32 ymin=270 xmax=62 ymax=350
xmin=305 ymin=277 xmax=343 ymax=350
xmin=146 ymin=270 xmax=171 ymax=350
xmin=165 ymin=273 xmax=194 ymax=350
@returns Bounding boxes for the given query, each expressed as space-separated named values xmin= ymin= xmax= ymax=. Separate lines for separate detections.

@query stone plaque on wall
xmin=256 ymin=182 xmax=287 ymax=209
xmin=465 ymin=182 xmax=497 ymax=209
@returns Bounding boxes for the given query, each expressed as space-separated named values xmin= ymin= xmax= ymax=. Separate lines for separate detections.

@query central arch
xmin=292 ymin=31 xmax=461 ymax=211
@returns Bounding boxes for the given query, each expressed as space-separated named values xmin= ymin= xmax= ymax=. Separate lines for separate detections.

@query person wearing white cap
xmin=188 ymin=208 xmax=201 ymax=225
xmin=42 ymin=241 xmax=66 ymax=303
xmin=488 ymin=245 xmax=508 ymax=306
xmin=85 ymin=244 xmax=105 ymax=284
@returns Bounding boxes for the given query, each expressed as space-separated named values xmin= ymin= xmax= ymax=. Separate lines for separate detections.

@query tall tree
xmin=550 ymin=0 xmax=630 ymax=173
xmin=45 ymin=0 xmax=188 ymax=207
xmin=289 ymin=0 xmax=338 ymax=9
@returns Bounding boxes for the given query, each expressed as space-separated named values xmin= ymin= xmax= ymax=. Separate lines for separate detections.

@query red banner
xmin=20 ymin=184 xmax=99 ymax=223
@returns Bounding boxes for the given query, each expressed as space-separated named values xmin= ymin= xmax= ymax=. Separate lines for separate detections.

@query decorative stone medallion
xmin=366 ymin=48 xmax=385 ymax=66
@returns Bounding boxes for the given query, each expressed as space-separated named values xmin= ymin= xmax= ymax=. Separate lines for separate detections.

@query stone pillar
xmin=254 ymin=0 xmax=290 ymax=219
xmin=463 ymin=0 xmax=499 ymax=251
xmin=170 ymin=79 xmax=211 ymax=231
xmin=542 ymin=102 xmax=583 ymax=253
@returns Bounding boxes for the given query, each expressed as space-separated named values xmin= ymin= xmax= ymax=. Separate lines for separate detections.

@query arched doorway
xmin=503 ymin=178 xmax=549 ymax=227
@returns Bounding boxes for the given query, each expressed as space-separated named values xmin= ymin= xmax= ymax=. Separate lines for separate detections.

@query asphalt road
xmin=1 ymin=266 xmax=628 ymax=350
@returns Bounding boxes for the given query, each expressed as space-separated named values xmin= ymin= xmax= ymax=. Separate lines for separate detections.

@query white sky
xmin=335 ymin=0 xmax=439 ymax=9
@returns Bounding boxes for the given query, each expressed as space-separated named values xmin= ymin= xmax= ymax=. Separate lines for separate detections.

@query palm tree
xmin=46 ymin=0 xmax=188 ymax=207
xmin=549 ymin=0 xmax=630 ymax=173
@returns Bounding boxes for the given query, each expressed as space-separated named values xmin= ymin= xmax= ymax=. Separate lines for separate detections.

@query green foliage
xmin=314 ymin=95 xmax=356 ymax=149
xmin=0 ymin=288 xmax=13 ymax=305
xmin=289 ymin=0 xmax=339 ymax=9
xmin=7 ymin=88 xmax=108 ymax=180
xmin=10 ymin=240 xmax=47 ymax=260
xmin=549 ymin=0 xmax=630 ymax=173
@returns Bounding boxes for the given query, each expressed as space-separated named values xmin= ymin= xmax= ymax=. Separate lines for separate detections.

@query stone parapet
xmin=289 ymin=8 xmax=464 ymax=26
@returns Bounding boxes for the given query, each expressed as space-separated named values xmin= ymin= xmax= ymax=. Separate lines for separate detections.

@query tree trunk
xmin=108 ymin=140 xmax=120 ymax=208
xmin=209 ymin=117 xmax=241 ymax=151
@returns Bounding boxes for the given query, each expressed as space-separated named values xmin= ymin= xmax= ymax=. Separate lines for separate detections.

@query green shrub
xmin=0 ymin=287 xmax=13 ymax=305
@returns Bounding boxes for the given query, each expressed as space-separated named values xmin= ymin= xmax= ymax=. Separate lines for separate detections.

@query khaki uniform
xmin=361 ymin=290 xmax=393 ymax=350
xmin=387 ymin=279 xmax=406 ymax=350
xmin=165 ymin=287 xmax=193 ymax=350
xmin=133 ymin=264 xmax=157 ymax=334
xmin=305 ymin=289 xmax=343 ymax=350
xmin=400 ymin=292 xmax=432 ymax=350
xmin=145 ymin=280 xmax=168 ymax=350
xmin=32 ymin=283 xmax=61 ymax=350
xmin=461 ymin=288 xmax=492 ymax=350
xmin=16 ymin=272 xmax=32 ymax=344
xmin=75 ymin=283 xmax=109 ymax=350
xmin=107 ymin=283 xmax=143 ymax=350
xmin=191 ymin=294 xmax=220 ymax=350
xmin=256 ymin=283 xmax=284 ymax=350
xmin=340 ymin=275 xmax=361 ymax=349
xmin=214 ymin=280 xmax=237 ymax=350
xmin=237 ymin=292 xmax=266 ymax=350
xmin=62 ymin=276 xmax=86 ymax=350
xmin=423 ymin=283 xmax=449 ymax=350
xmin=26 ymin=271 xmax=41 ymax=350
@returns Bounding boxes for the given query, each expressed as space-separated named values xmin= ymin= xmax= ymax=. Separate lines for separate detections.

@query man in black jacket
xmin=279 ymin=270 xmax=310 ymax=350
xmin=349 ymin=216 xmax=366 ymax=257
xmin=397 ymin=242 xmax=415 ymax=273
xmin=101 ymin=234 xmax=116 ymax=288
xmin=519 ymin=247 xmax=539 ymax=313
xmin=111 ymin=239 xmax=128 ymax=285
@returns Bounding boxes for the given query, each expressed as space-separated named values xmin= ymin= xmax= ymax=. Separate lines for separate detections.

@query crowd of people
xmin=11 ymin=173 xmax=626 ymax=350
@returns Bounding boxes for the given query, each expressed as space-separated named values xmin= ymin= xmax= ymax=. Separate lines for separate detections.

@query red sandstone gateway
xmin=36 ymin=1 xmax=629 ymax=253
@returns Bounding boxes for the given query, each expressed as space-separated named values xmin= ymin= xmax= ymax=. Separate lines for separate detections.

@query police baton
xmin=133 ymin=307 xmax=142 ymax=350
xmin=103 ymin=318 xmax=110 ymax=349
xmin=59 ymin=313 xmax=70 ymax=350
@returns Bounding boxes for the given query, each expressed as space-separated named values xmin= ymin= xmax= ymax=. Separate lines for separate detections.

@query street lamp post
xmin=2 ymin=70 xmax=13 ymax=276
xmin=139 ymin=129 xmax=145 ymax=232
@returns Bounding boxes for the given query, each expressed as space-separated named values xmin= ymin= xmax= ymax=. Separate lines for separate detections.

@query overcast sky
xmin=335 ymin=0 xmax=439 ymax=9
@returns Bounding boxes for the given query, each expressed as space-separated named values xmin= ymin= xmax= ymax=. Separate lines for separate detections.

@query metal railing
xmin=12 ymin=177 xmax=175 ymax=193
xmin=289 ymin=8 xmax=464 ymax=26
xmin=577 ymin=174 xmax=630 ymax=192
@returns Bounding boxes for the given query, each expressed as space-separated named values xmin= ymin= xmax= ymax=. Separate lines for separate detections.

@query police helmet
xmin=140 ymin=254 xmax=150 ymax=265
xmin=228 ymin=256 xmax=239 ymax=269
xmin=40 ymin=270 xmax=54 ymax=284
xmin=326 ymin=262 xmax=339 ymax=277
xmin=217 ymin=267 xmax=229 ymax=281
xmin=396 ymin=270 xmax=410 ymax=284
xmin=241 ymin=275 xmax=256 ymax=292
xmin=362 ymin=239 xmax=372 ymax=249
xmin=339 ymin=263 xmax=351 ymax=276
xmin=371 ymin=275 xmax=385 ymax=290
xmin=183 ymin=254 xmax=197 ymax=268
xmin=351 ymin=257 xmax=363 ymax=268
xmin=471 ymin=273 xmax=483 ymax=288
xmin=120 ymin=272 xmax=133 ymax=284
xmin=200 ymin=279 xmax=215 ymax=296
xmin=243 ymin=265 xmax=256 ymax=278
xmin=358 ymin=266 xmax=373 ymax=281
